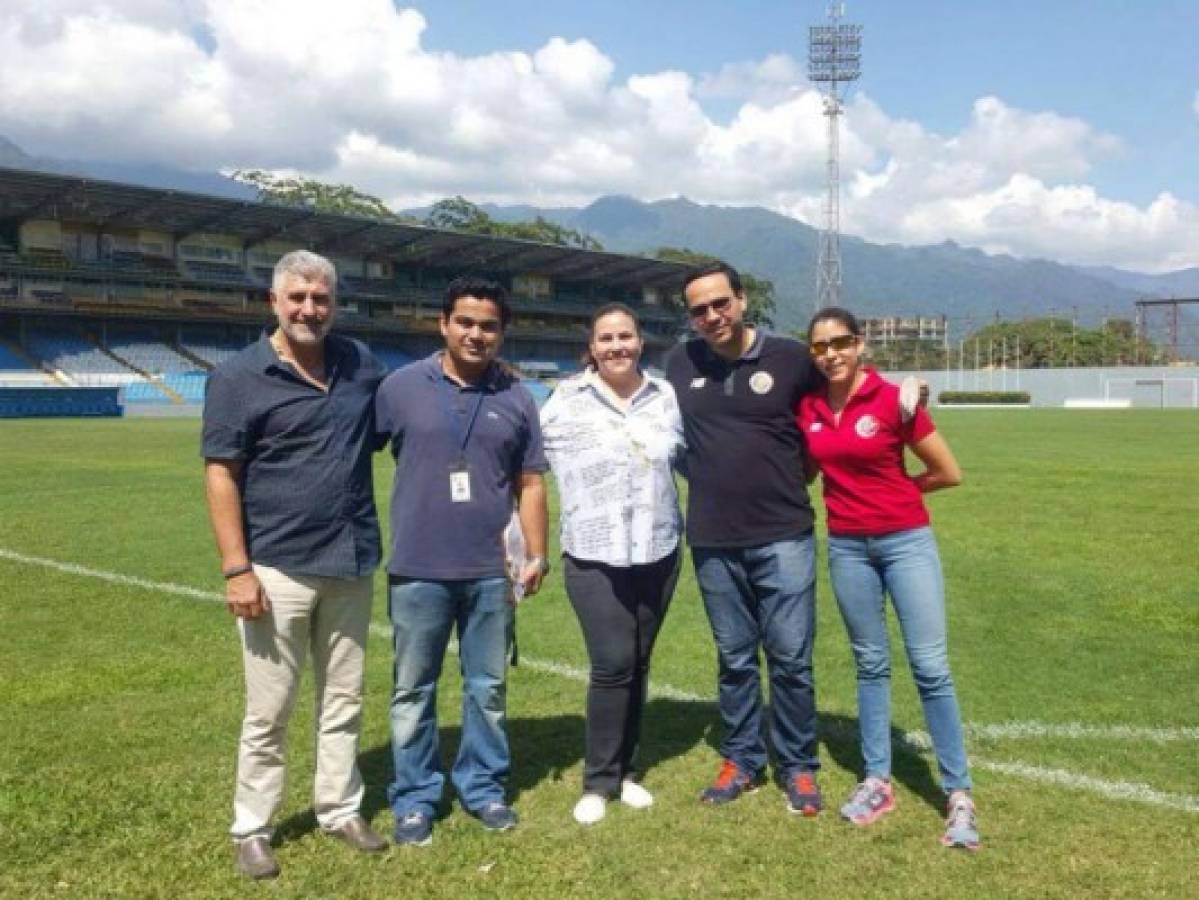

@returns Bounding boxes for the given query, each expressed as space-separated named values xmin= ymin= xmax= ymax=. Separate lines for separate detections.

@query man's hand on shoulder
xmin=226 ymin=570 xmax=270 ymax=619
xmin=899 ymin=377 xmax=930 ymax=422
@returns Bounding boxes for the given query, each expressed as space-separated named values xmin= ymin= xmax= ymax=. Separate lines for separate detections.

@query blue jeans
xmin=387 ymin=577 xmax=513 ymax=818
xmin=827 ymin=527 xmax=971 ymax=792
xmin=692 ymin=536 xmax=820 ymax=777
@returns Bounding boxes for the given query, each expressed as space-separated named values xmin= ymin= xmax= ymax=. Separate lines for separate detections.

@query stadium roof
xmin=0 ymin=167 xmax=694 ymax=289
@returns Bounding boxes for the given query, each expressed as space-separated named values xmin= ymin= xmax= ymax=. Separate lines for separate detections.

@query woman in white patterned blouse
xmin=539 ymin=302 xmax=685 ymax=826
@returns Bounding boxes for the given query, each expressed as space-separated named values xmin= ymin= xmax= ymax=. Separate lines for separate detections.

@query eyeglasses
xmin=809 ymin=334 xmax=857 ymax=355
xmin=687 ymin=296 xmax=733 ymax=320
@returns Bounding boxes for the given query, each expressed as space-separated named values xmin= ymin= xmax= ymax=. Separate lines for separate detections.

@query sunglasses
xmin=809 ymin=334 xmax=858 ymax=355
xmin=687 ymin=296 xmax=734 ymax=320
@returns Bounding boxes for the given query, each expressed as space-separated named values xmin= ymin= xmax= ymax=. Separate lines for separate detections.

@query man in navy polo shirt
xmin=375 ymin=275 xmax=549 ymax=846
xmin=203 ymin=250 xmax=388 ymax=879
xmin=666 ymin=262 xmax=923 ymax=819
xmin=665 ymin=260 xmax=827 ymax=817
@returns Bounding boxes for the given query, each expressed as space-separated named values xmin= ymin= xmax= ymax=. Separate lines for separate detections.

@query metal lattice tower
xmin=809 ymin=3 xmax=861 ymax=312
xmin=1135 ymin=297 xmax=1199 ymax=363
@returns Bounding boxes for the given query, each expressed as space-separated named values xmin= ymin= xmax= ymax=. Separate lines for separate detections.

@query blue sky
xmin=0 ymin=1 xmax=1195 ymax=271
xmin=428 ymin=0 xmax=1199 ymax=207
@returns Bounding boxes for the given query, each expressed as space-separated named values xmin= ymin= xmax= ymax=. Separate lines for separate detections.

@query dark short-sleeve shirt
xmin=664 ymin=332 xmax=822 ymax=548
xmin=201 ymin=330 xmax=386 ymax=577
xmin=375 ymin=353 xmax=549 ymax=580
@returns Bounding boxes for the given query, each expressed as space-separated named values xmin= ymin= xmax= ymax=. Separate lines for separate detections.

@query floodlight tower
xmin=808 ymin=3 xmax=861 ymax=311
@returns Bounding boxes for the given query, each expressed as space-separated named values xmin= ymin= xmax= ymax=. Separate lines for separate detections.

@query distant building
xmin=861 ymin=315 xmax=948 ymax=348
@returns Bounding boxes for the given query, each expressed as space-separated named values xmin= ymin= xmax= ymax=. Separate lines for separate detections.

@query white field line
xmin=971 ymin=759 xmax=1199 ymax=814
xmin=4 ymin=546 xmax=1198 ymax=814
xmin=965 ymin=720 xmax=1199 ymax=744
xmin=0 ymin=547 xmax=225 ymax=603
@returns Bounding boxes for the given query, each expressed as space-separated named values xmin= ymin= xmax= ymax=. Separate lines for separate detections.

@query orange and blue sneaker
xmin=785 ymin=770 xmax=823 ymax=816
xmin=700 ymin=759 xmax=763 ymax=805
xmin=840 ymin=776 xmax=895 ymax=826
xmin=941 ymin=790 xmax=981 ymax=851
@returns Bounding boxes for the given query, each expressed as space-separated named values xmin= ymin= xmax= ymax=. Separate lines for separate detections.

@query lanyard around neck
xmin=439 ymin=375 xmax=486 ymax=460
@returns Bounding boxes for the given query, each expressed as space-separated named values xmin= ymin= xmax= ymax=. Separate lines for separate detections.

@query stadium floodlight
xmin=808 ymin=3 xmax=862 ymax=312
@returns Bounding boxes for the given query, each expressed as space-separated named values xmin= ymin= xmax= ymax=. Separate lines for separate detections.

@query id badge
xmin=450 ymin=468 xmax=472 ymax=503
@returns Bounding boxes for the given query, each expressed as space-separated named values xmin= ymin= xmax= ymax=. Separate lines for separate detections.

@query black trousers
xmin=563 ymin=549 xmax=681 ymax=796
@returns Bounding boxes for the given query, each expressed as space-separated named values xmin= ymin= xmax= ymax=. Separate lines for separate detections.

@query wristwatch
xmin=528 ymin=556 xmax=551 ymax=576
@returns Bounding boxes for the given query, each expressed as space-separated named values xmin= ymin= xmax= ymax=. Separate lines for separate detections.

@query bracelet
xmin=528 ymin=556 xmax=551 ymax=576
xmin=222 ymin=563 xmax=254 ymax=579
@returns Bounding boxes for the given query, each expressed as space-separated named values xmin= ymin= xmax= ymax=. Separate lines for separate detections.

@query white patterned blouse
xmin=539 ymin=369 xmax=685 ymax=567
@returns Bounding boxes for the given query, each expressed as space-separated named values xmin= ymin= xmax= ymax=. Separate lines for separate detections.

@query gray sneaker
xmin=393 ymin=811 xmax=433 ymax=847
xmin=235 ymin=836 xmax=280 ymax=880
xmin=840 ymin=777 xmax=895 ymax=826
xmin=474 ymin=802 xmax=518 ymax=832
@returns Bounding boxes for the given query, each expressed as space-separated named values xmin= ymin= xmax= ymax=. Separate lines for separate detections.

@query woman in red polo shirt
xmin=796 ymin=307 xmax=979 ymax=851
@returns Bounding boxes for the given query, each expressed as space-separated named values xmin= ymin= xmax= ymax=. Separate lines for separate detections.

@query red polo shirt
xmin=796 ymin=368 xmax=935 ymax=536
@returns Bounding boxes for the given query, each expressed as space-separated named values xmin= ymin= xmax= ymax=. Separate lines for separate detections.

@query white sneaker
xmin=620 ymin=779 xmax=654 ymax=809
xmin=573 ymin=793 xmax=607 ymax=825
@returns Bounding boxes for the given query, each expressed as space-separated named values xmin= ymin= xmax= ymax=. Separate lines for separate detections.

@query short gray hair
xmin=272 ymin=250 xmax=337 ymax=295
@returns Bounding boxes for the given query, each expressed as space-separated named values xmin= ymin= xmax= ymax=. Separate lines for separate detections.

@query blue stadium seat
xmin=106 ymin=329 xmax=203 ymax=375
xmin=370 ymin=344 xmax=415 ymax=372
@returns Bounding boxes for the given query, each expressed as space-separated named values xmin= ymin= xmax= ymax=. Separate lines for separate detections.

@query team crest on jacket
xmin=749 ymin=372 xmax=774 ymax=395
xmin=855 ymin=415 xmax=880 ymax=438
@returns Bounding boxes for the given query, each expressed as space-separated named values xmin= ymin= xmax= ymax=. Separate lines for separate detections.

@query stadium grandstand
xmin=0 ymin=167 xmax=692 ymax=414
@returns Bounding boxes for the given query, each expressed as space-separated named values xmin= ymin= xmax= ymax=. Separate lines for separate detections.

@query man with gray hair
xmin=203 ymin=249 xmax=388 ymax=878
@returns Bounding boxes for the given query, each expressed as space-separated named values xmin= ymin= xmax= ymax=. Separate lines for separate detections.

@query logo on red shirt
xmin=855 ymin=414 xmax=880 ymax=438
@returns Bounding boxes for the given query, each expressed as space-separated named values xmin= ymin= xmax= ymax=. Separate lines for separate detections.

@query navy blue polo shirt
xmin=375 ymin=353 xmax=548 ymax=580
xmin=201 ymin=330 xmax=386 ymax=578
xmin=664 ymin=332 xmax=822 ymax=548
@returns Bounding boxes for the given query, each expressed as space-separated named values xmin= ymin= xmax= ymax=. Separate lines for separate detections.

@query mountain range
xmin=475 ymin=195 xmax=1197 ymax=333
xmin=0 ymin=136 xmax=256 ymax=201
xmin=1 ymin=135 xmax=1193 ymax=334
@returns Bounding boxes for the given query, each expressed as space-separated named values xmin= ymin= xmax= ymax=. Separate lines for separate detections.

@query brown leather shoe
xmin=235 ymin=836 xmax=280 ymax=880
xmin=327 ymin=815 xmax=388 ymax=853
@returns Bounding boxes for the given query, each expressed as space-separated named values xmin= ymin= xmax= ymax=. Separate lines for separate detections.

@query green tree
xmin=652 ymin=247 xmax=776 ymax=328
xmin=959 ymin=317 xmax=1158 ymax=368
xmin=502 ymin=216 xmax=603 ymax=250
xmin=424 ymin=195 xmax=497 ymax=233
xmin=232 ymin=170 xmax=417 ymax=222
xmin=425 ymin=196 xmax=603 ymax=250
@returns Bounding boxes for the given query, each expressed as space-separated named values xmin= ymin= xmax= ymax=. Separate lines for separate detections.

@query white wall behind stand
xmin=883 ymin=366 xmax=1199 ymax=409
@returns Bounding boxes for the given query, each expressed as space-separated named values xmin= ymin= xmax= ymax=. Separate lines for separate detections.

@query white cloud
xmin=0 ymin=2 xmax=1193 ymax=271
xmin=837 ymin=96 xmax=1198 ymax=272
xmin=697 ymin=54 xmax=805 ymax=105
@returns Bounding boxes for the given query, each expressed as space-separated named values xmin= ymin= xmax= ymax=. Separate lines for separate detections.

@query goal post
xmin=1103 ymin=377 xmax=1199 ymax=408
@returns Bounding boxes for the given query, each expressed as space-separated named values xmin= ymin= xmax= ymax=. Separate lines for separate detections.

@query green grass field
xmin=1 ymin=411 xmax=1196 ymax=898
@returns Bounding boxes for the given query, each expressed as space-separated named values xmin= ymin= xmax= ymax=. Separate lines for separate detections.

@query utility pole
xmin=1071 ymin=305 xmax=1077 ymax=367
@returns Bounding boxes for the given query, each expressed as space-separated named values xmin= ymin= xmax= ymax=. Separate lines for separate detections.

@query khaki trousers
xmin=230 ymin=565 xmax=373 ymax=840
